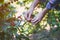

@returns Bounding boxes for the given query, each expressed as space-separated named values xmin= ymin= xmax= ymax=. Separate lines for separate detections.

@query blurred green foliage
xmin=0 ymin=0 xmax=60 ymax=40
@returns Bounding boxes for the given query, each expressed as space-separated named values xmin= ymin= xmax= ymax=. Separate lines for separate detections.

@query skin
xmin=31 ymin=8 xmax=49 ymax=25
xmin=25 ymin=0 xmax=50 ymax=25
xmin=25 ymin=0 xmax=40 ymax=21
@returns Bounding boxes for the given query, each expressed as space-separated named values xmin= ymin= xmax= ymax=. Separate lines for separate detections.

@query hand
xmin=31 ymin=8 xmax=49 ymax=25
xmin=31 ymin=13 xmax=42 ymax=25
xmin=25 ymin=9 xmax=33 ymax=22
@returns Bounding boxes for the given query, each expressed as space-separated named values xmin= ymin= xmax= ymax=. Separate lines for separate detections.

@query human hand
xmin=31 ymin=8 xmax=49 ymax=25
xmin=31 ymin=13 xmax=42 ymax=25
xmin=25 ymin=9 xmax=33 ymax=22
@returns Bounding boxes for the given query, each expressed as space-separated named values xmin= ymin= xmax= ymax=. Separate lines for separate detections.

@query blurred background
xmin=0 ymin=0 xmax=60 ymax=40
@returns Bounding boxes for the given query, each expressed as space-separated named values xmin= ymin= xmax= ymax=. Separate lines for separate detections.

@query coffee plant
xmin=0 ymin=0 xmax=60 ymax=40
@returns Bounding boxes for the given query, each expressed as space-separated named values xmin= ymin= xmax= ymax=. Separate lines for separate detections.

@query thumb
xmin=29 ymin=14 xmax=31 ymax=19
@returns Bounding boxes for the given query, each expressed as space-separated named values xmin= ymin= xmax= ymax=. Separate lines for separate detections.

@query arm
xmin=31 ymin=0 xmax=57 ymax=25
xmin=38 ymin=8 xmax=49 ymax=21
xmin=29 ymin=0 xmax=40 ymax=11
xmin=25 ymin=0 xmax=40 ymax=21
xmin=31 ymin=8 xmax=50 ymax=25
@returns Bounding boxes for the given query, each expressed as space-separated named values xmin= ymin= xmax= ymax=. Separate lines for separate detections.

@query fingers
xmin=31 ymin=14 xmax=41 ymax=25
xmin=24 ymin=12 xmax=28 ymax=19
xmin=31 ymin=17 xmax=40 ymax=25
xmin=29 ymin=11 xmax=32 ymax=18
xmin=24 ymin=10 xmax=41 ymax=25
xmin=24 ymin=11 xmax=32 ymax=22
xmin=31 ymin=19 xmax=40 ymax=25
